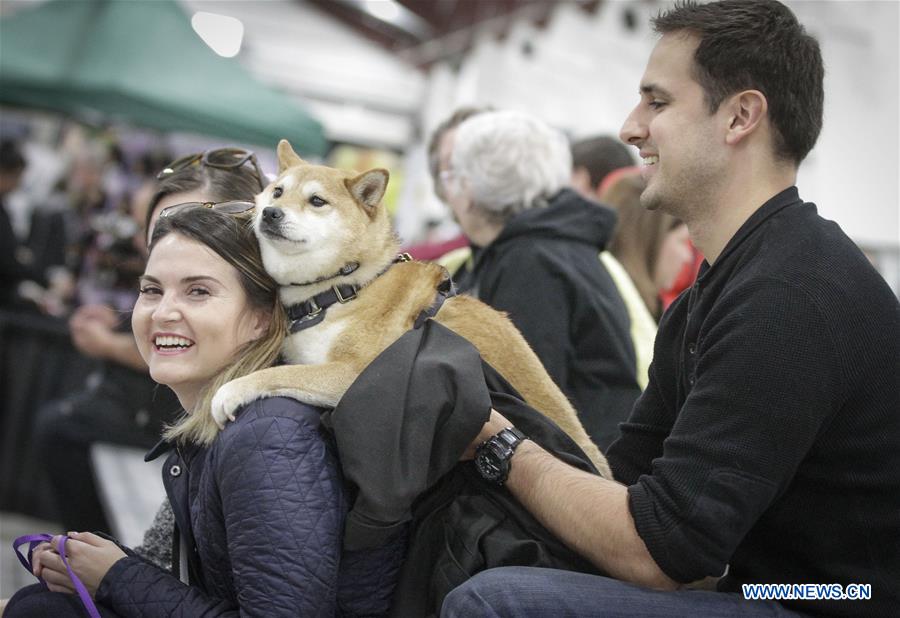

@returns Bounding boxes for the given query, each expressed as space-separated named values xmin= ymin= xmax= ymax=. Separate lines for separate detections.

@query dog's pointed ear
xmin=345 ymin=169 xmax=389 ymax=217
xmin=277 ymin=139 xmax=306 ymax=173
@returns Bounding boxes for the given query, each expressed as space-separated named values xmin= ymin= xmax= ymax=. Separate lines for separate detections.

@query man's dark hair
xmin=571 ymin=136 xmax=635 ymax=190
xmin=653 ymin=0 xmax=824 ymax=164
xmin=0 ymin=140 xmax=26 ymax=173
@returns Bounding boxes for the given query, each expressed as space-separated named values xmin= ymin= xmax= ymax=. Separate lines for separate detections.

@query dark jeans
xmin=5 ymin=584 xmax=121 ymax=617
xmin=441 ymin=567 xmax=806 ymax=617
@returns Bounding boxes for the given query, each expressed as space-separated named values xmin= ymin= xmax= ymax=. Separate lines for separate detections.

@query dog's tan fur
xmin=212 ymin=140 xmax=610 ymax=478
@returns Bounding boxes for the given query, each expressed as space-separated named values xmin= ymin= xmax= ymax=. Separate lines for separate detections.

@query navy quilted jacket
xmin=94 ymin=396 xmax=405 ymax=617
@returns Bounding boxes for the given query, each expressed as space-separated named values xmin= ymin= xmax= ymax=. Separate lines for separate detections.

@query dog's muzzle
xmin=260 ymin=207 xmax=288 ymax=237
xmin=262 ymin=207 xmax=284 ymax=224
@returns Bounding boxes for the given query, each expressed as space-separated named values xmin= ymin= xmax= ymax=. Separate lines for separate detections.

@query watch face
xmin=476 ymin=452 xmax=504 ymax=481
xmin=476 ymin=441 xmax=509 ymax=483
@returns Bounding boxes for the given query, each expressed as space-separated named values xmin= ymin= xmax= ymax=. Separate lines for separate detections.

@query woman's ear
xmin=249 ymin=309 xmax=271 ymax=340
xmin=724 ymin=90 xmax=768 ymax=146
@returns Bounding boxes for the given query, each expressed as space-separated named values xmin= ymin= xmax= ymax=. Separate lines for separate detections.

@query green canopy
xmin=0 ymin=0 xmax=328 ymax=156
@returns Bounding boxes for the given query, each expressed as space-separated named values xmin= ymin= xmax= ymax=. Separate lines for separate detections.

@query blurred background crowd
xmin=1 ymin=0 xmax=897 ymax=591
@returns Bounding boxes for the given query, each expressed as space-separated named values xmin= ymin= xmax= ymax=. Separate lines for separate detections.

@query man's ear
xmin=345 ymin=169 xmax=389 ymax=218
xmin=724 ymin=90 xmax=768 ymax=146
xmin=277 ymin=139 xmax=306 ymax=173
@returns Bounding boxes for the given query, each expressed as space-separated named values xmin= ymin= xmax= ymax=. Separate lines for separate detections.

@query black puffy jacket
xmin=95 ymin=397 xmax=405 ymax=617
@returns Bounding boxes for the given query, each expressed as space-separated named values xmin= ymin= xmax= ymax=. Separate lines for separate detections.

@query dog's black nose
xmin=262 ymin=207 xmax=284 ymax=223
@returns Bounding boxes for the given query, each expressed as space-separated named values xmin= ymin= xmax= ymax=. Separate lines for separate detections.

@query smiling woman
xmin=4 ymin=155 xmax=406 ymax=617
xmin=134 ymin=209 xmax=284 ymax=444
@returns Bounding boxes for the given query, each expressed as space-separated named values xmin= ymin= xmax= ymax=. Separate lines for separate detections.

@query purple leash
xmin=13 ymin=533 xmax=102 ymax=618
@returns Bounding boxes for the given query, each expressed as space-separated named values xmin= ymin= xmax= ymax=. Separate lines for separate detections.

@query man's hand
xmin=71 ymin=319 xmax=122 ymax=360
xmin=36 ymin=532 xmax=126 ymax=597
xmin=461 ymin=408 xmax=514 ymax=460
xmin=69 ymin=305 xmax=121 ymax=359
xmin=460 ymin=409 xmax=679 ymax=591
xmin=70 ymin=304 xmax=119 ymax=329
xmin=68 ymin=304 xmax=147 ymax=371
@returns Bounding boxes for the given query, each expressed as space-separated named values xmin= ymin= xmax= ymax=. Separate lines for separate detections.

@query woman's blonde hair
xmin=601 ymin=168 xmax=683 ymax=321
xmin=148 ymin=208 xmax=286 ymax=445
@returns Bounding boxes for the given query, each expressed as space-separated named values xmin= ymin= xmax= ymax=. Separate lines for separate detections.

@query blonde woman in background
xmin=599 ymin=167 xmax=693 ymax=388
xmin=602 ymin=167 xmax=693 ymax=321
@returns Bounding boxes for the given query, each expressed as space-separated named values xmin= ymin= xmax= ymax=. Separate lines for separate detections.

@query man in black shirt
xmin=442 ymin=1 xmax=900 ymax=617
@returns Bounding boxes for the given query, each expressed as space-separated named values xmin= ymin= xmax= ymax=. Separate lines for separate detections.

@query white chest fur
xmin=281 ymin=315 xmax=346 ymax=365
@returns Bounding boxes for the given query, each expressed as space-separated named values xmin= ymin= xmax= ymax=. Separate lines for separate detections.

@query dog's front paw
xmin=211 ymin=378 xmax=256 ymax=429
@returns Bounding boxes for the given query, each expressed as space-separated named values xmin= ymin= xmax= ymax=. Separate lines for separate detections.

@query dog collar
xmin=287 ymin=284 xmax=360 ymax=333
xmin=286 ymin=253 xmax=413 ymax=334
xmin=288 ymin=262 xmax=360 ymax=288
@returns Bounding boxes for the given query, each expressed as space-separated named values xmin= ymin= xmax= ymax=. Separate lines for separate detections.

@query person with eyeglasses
xmin=144 ymin=148 xmax=265 ymax=237
xmin=27 ymin=149 xmax=264 ymax=558
xmin=437 ymin=109 xmax=641 ymax=452
xmin=6 ymin=150 xmax=407 ymax=617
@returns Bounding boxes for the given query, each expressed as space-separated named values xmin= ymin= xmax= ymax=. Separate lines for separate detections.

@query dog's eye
xmin=310 ymin=195 xmax=327 ymax=208
xmin=272 ymin=187 xmax=283 ymax=199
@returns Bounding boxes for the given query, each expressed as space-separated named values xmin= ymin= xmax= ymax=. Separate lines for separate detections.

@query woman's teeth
xmin=643 ymin=155 xmax=659 ymax=165
xmin=155 ymin=336 xmax=194 ymax=349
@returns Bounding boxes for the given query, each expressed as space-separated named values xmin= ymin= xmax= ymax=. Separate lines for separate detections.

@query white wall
xmin=162 ymin=0 xmax=900 ymax=260
xmin=788 ymin=0 xmax=899 ymax=251
xmin=179 ymin=0 xmax=425 ymax=150
xmin=413 ymin=0 xmax=899 ymax=256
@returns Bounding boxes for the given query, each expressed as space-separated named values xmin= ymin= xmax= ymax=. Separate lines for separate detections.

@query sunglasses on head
xmin=156 ymin=148 xmax=266 ymax=191
xmin=158 ymin=200 xmax=256 ymax=219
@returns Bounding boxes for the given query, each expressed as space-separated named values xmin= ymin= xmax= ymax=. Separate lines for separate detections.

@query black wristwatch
xmin=475 ymin=426 xmax=527 ymax=485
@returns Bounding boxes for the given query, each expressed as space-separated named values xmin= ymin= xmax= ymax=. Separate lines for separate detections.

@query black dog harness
xmin=286 ymin=254 xmax=455 ymax=334
xmin=413 ymin=274 xmax=455 ymax=330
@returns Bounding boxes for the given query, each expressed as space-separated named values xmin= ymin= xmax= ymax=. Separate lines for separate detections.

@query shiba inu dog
xmin=211 ymin=139 xmax=610 ymax=477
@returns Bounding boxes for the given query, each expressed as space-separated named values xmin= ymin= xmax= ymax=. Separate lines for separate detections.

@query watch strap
xmin=476 ymin=426 xmax=527 ymax=485
xmin=496 ymin=426 xmax=527 ymax=450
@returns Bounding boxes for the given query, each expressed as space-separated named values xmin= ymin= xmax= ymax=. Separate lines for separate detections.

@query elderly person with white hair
xmin=441 ymin=109 xmax=640 ymax=450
